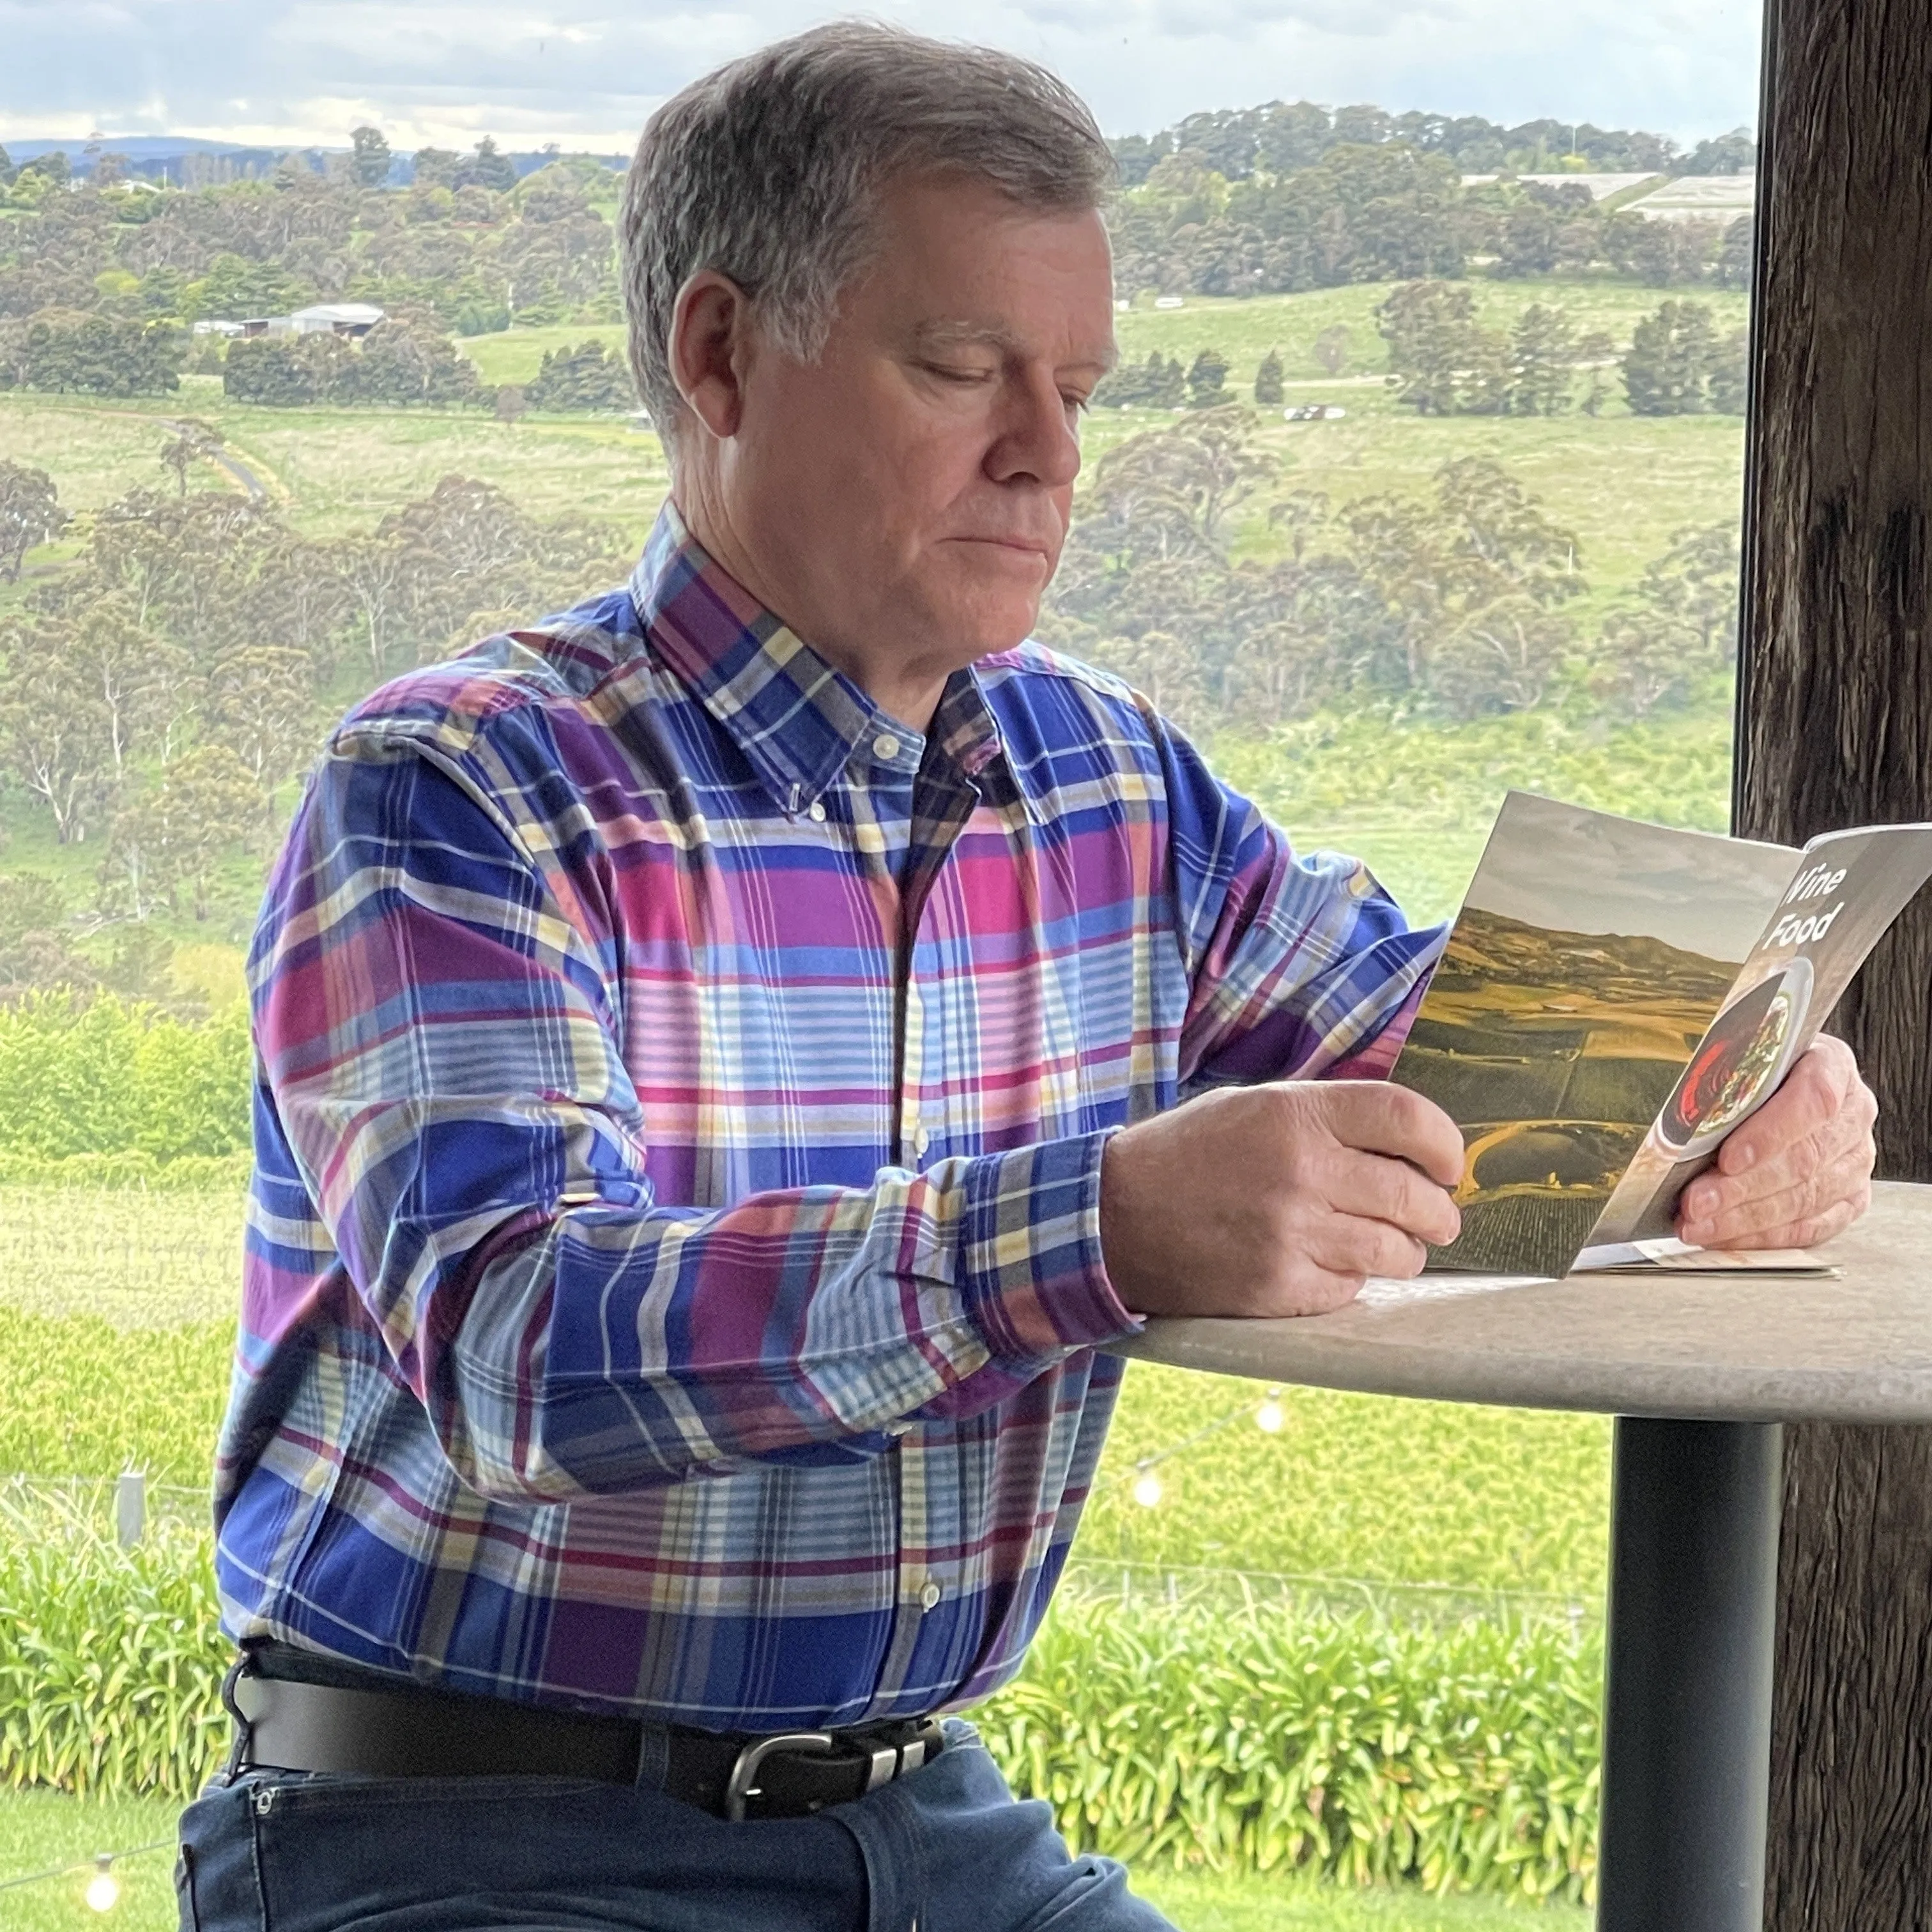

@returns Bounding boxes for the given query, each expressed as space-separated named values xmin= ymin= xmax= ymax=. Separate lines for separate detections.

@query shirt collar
xmin=629 ymin=503 xmax=1006 ymax=815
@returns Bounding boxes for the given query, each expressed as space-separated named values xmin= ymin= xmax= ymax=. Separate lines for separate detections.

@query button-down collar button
xmin=807 ymin=801 xmax=827 ymax=823
xmin=872 ymin=733 xmax=901 ymax=762
xmin=919 ymin=1580 xmax=942 ymax=1612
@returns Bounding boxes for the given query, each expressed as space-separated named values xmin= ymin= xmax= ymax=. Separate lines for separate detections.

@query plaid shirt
xmin=217 ymin=505 xmax=1441 ymax=1728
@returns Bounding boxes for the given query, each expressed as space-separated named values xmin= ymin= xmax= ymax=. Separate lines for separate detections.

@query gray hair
xmin=619 ymin=22 xmax=1115 ymax=441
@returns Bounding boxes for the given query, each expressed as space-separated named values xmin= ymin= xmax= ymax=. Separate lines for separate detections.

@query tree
xmin=1377 ymin=281 xmax=1508 ymax=416
xmin=525 ymin=339 xmax=632 ymax=411
xmin=1508 ymin=303 xmax=1577 ymax=415
xmin=349 ymin=126 xmax=393 ymax=190
xmin=1253 ymin=349 xmax=1284 ymax=406
xmin=203 ymin=645 xmax=321 ymax=799
xmin=412 ymin=148 xmax=461 ymax=190
xmin=11 ymin=316 xmax=185 ymax=397
xmin=337 ymin=534 xmax=411 ymax=679
xmin=0 ymin=461 xmax=66 ymax=581
xmin=107 ymin=745 xmax=263 ymax=920
xmin=158 ymin=418 xmax=224 ymax=496
xmin=494 ymin=384 xmax=527 ymax=424
xmin=1312 ymin=325 xmax=1350 ymax=375
xmin=1623 ymin=300 xmax=1720 ymax=415
xmin=1087 ymin=629 xmax=1212 ymax=734
xmin=1185 ymin=347 xmax=1230 ymax=407
xmin=456 ymin=137 xmax=518 ymax=195
xmin=65 ymin=593 xmax=158 ymax=783
xmin=0 ymin=621 xmax=116 ymax=842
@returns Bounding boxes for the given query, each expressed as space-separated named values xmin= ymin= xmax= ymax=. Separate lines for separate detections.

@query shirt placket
xmin=870 ymin=741 xmax=983 ymax=1713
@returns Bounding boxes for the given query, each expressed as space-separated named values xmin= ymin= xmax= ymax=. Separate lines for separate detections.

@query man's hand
xmin=1677 ymin=1034 xmax=1878 ymax=1250
xmin=1099 ymin=1081 xmax=1466 ymax=1321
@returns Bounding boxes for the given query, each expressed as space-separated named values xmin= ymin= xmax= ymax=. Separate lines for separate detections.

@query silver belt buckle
xmin=724 ymin=1731 xmax=836 ymax=1822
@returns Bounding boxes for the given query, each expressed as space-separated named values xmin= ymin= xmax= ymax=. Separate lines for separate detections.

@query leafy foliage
xmin=0 ymin=316 xmax=185 ymax=398
xmin=0 ymin=1492 xmax=229 ymax=1800
xmin=525 ymin=337 xmax=634 ymax=411
xmin=223 ymin=314 xmax=487 ymax=408
xmin=0 ymin=1483 xmax=1603 ymax=1912
xmin=979 ymin=1595 xmax=1600 ymax=1901
xmin=0 ymin=460 xmax=68 ymax=579
xmin=0 ymin=995 xmax=251 ymax=1159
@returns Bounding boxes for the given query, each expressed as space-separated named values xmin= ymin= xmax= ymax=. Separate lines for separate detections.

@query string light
xmin=0 ymin=1838 xmax=172 ymax=1910
xmin=1255 ymin=1388 xmax=1285 ymax=1435
xmin=1131 ymin=1465 xmax=1165 ymax=1509
xmin=85 ymin=1856 xmax=121 ymax=1914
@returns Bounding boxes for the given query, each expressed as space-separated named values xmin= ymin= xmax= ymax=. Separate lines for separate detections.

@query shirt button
xmin=807 ymin=801 xmax=827 ymax=822
xmin=912 ymin=1126 xmax=930 ymax=1155
xmin=919 ymin=1581 xmax=942 ymax=1612
xmin=872 ymin=733 xmax=901 ymax=762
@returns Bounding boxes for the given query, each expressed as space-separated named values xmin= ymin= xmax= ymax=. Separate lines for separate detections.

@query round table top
xmin=1108 ymin=1181 xmax=1932 ymax=1423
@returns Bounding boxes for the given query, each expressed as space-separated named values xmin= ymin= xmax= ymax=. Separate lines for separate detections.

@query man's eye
xmin=925 ymin=363 xmax=995 ymax=385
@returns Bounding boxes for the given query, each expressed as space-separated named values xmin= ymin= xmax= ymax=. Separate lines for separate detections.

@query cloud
xmin=0 ymin=0 xmax=1761 ymax=151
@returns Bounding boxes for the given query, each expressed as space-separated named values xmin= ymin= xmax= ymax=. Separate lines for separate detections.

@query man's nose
xmin=986 ymin=369 xmax=1082 ymax=489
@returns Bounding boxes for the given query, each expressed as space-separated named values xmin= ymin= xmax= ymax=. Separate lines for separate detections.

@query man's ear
xmin=669 ymin=270 xmax=753 ymax=441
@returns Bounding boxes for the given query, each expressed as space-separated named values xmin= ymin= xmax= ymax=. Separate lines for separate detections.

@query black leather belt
xmin=224 ymin=1643 xmax=944 ymax=1822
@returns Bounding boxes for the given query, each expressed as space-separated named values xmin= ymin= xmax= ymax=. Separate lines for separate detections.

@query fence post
xmin=115 ymin=1470 xmax=146 ymax=1548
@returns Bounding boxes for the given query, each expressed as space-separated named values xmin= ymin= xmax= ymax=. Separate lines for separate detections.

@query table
xmin=1107 ymin=1180 xmax=1932 ymax=1932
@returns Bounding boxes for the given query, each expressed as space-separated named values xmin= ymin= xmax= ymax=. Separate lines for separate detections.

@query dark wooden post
xmin=1734 ymin=0 xmax=1932 ymax=1921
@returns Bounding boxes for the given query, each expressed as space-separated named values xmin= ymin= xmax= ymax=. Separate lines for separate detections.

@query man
xmin=177 ymin=24 xmax=1879 ymax=1932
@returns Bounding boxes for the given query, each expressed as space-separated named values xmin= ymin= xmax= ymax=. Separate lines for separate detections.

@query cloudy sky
xmin=3 ymin=0 xmax=1761 ymax=153
xmin=1468 ymin=793 xmax=1793 ymax=958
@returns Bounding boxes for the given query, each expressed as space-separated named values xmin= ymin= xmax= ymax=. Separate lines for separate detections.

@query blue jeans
xmin=174 ymin=1720 xmax=1178 ymax=1932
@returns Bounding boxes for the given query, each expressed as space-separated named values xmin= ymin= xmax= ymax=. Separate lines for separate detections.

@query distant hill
xmin=0 ymin=135 xmax=626 ymax=187
xmin=1433 ymin=905 xmax=1740 ymax=1008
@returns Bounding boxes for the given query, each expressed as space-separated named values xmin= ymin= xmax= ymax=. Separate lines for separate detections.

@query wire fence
xmin=1057 ymin=1555 xmax=1601 ymax=1626
xmin=0 ymin=1469 xmax=1601 ymax=1624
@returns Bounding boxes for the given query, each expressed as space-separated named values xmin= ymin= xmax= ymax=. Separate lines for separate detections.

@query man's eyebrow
xmin=911 ymin=319 xmax=1118 ymax=373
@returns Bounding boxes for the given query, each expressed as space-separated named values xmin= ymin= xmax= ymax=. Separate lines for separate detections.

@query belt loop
xmin=634 ymin=1722 xmax=670 ymax=1792
xmin=217 ymin=1653 xmax=254 ymax=1784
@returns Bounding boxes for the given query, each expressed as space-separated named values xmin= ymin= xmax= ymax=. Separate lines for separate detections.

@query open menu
xmin=1388 ymin=793 xmax=1932 ymax=1278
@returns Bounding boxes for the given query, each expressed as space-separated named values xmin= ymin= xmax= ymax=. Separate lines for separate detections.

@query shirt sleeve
xmin=1151 ymin=715 xmax=1447 ymax=1094
xmin=252 ymin=728 xmax=1137 ymax=1506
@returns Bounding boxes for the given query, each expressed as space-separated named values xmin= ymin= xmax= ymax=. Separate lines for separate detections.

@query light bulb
xmin=1131 ymin=1469 xmax=1163 ymax=1508
xmin=1256 ymin=1390 xmax=1284 ymax=1435
xmin=85 ymin=1857 xmax=120 ymax=1913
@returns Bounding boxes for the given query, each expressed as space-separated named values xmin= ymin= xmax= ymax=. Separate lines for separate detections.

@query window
xmin=0 ymin=6 xmax=1761 ymax=1919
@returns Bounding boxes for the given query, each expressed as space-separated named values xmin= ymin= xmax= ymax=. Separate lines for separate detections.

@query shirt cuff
xmin=957 ymin=1129 xmax=1142 ymax=1363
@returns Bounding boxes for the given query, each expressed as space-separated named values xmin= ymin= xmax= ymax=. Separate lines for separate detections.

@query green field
xmin=0 ymin=1788 xmax=1588 ymax=1932
xmin=2 ymin=277 xmax=1745 ymax=610
xmin=1110 ymin=278 xmax=1749 ymax=386
xmin=0 ymin=1183 xmax=1612 ymax=1602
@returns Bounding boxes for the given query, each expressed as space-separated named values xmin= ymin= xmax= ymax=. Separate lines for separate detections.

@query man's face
xmin=703 ymin=174 xmax=1115 ymax=698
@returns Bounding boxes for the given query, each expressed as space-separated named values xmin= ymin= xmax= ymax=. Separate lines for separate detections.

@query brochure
xmin=1388 ymin=792 xmax=1932 ymax=1278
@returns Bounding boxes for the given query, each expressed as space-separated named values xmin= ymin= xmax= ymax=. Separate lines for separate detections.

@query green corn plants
xmin=0 ymin=1494 xmax=230 ymax=1800
xmin=0 ymin=1496 xmax=1604 ymax=1905
xmin=976 ymin=1594 xmax=1602 ymax=1905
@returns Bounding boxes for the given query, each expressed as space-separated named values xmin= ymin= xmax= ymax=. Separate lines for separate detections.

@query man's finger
xmin=1683 ymin=1116 xmax=1864 ymax=1226
xmin=1680 ymin=1156 xmax=1872 ymax=1248
xmin=1322 ymin=1082 xmax=1467 ymax=1190
xmin=1331 ymin=1148 xmax=1462 ymax=1246
xmin=1696 ymin=1191 xmax=1865 ymax=1255
xmin=1314 ymin=1212 xmax=1429 ymax=1283
xmin=1717 ymin=1038 xmax=1855 ymax=1176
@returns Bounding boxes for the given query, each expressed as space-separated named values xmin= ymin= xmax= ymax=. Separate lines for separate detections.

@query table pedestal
xmin=1597 ymin=1418 xmax=1784 ymax=1931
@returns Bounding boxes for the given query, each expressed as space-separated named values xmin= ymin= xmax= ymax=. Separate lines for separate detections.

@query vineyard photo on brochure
xmin=0 ymin=24 xmax=1869 ymax=1932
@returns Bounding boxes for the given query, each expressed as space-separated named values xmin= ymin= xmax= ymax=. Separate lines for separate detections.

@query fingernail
xmin=1682 ymin=1220 xmax=1711 ymax=1246
xmin=1731 ymin=1144 xmax=1756 ymax=1170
